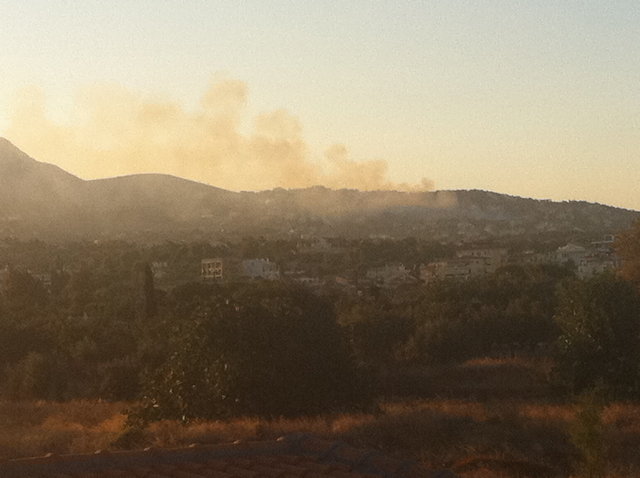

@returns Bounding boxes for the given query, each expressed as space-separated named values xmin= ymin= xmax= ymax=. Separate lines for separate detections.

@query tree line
xmin=0 ymin=219 xmax=639 ymax=420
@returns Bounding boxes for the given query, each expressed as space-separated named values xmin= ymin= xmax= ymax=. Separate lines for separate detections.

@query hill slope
xmin=0 ymin=139 xmax=637 ymax=241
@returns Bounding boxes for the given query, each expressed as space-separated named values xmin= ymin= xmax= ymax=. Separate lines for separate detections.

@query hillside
xmin=0 ymin=138 xmax=638 ymax=242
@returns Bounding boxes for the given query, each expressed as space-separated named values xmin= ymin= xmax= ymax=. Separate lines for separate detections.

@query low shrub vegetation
xmin=3 ymin=359 xmax=640 ymax=477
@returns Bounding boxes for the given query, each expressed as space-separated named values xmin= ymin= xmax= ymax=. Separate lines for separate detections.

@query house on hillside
xmin=421 ymin=258 xmax=485 ymax=282
xmin=283 ymin=266 xmax=321 ymax=288
xmin=519 ymin=237 xmax=619 ymax=278
xmin=555 ymin=243 xmax=587 ymax=266
xmin=241 ymin=258 xmax=280 ymax=281
xmin=151 ymin=261 xmax=169 ymax=281
xmin=293 ymin=276 xmax=321 ymax=287
xmin=521 ymin=250 xmax=556 ymax=265
xmin=201 ymin=258 xmax=224 ymax=281
xmin=456 ymin=248 xmax=508 ymax=273
xmin=591 ymin=234 xmax=616 ymax=253
xmin=365 ymin=263 xmax=413 ymax=287
xmin=577 ymin=255 xmax=618 ymax=279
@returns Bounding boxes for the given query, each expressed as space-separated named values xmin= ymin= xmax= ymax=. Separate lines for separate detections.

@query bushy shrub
xmin=554 ymin=274 xmax=640 ymax=398
xmin=3 ymin=352 xmax=69 ymax=400
xmin=132 ymin=282 xmax=372 ymax=423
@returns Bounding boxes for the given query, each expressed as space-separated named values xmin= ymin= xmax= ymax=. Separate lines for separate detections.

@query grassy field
xmin=2 ymin=358 xmax=640 ymax=478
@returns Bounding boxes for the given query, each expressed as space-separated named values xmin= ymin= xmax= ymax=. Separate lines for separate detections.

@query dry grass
xmin=0 ymin=400 xmax=126 ymax=459
xmin=2 ymin=358 xmax=640 ymax=478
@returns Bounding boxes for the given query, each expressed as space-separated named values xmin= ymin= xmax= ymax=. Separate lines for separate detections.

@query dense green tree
xmin=338 ymin=298 xmax=416 ymax=369
xmin=134 ymin=282 xmax=371 ymax=422
xmin=67 ymin=267 xmax=95 ymax=316
xmin=554 ymin=274 xmax=640 ymax=397
xmin=2 ymin=267 xmax=48 ymax=315
xmin=615 ymin=218 xmax=640 ymax=288
xmin=412 ymin=267 xmax=564 ymax=364
xmin=132 ymin=261 xmax=157 ymax=321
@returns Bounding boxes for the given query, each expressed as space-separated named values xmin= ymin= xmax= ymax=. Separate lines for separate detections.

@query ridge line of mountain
xmin=1 ymin=137 xmax=638 ymax=241
xmin=1 ymin=137 xmax=638 ymax=211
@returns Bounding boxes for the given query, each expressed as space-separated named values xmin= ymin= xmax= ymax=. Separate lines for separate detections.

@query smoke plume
xmin=5 ymin=79 xmax=433 ymax=192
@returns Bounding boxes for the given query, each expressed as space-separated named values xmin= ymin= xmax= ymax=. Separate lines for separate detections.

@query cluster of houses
xmin=201 ymin=258 xmax=281 ymax=282
xmin=420 ymin=236 xmax=619 ymax=283
xmin=200 ymin=236 xmax=621 ymax=289
xmin=0 ymin=235 xmax=622 ymax=295
xmin=0 ymin=265 xmax=63 ymax=293
xmin=420 ymin=248 xmax=508 ymax=282
xmin=520 ymin=235 xmax=620 ymax=279
xmin=200 ymin=257 xmax=416 ymax=290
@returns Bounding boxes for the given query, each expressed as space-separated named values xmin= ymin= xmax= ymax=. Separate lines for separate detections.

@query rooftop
xmin=0 ymin=434 xmax=458 ymax=478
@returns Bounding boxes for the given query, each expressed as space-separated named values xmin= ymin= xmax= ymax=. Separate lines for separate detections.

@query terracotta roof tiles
xmin=0 ymin=434 xmax=459 ymax=478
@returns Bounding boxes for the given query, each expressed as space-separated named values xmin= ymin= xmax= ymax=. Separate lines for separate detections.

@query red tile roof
xmin=0 ymin=434 xmax=458 ymax=478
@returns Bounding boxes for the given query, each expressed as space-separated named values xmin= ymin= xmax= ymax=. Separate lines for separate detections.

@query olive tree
xmin=134 ymin=282 xmax=371 ymax=422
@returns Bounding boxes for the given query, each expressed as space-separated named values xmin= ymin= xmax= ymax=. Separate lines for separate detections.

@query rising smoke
xmin=5 ymin=79 xmax=433 ymax=192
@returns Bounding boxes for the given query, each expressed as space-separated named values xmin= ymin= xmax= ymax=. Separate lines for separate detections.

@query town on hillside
xmin=200 ymin=235 xmax=618 ymax=290
xmin=0 ymin=234 xmax=621 ymax=294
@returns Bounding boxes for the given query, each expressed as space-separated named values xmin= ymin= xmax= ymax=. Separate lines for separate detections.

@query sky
xmin=1 ymin=1 xmax=639 ymax=209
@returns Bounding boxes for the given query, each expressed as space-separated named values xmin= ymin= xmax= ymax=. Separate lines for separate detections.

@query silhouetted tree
xmin=615 ymin=218 xmax=640 ymax=289
xmin=554 ymin=274 xmax=640 ymax=397
xmin=132 ymin=262 xmax=157 ymax=321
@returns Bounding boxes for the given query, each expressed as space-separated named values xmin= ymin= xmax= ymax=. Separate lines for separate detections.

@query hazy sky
xmin=1 ymin=1 xmax=639 ymax=209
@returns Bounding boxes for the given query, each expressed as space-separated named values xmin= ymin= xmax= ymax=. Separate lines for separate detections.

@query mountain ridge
xmin=1 ymin=138 xmax=638 ymax=242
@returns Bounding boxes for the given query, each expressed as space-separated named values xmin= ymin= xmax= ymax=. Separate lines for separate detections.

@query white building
xmin=241 ymin=259 xmax=280 ymax=281
xmin=577 ymin=255 xmax=617 ymax=279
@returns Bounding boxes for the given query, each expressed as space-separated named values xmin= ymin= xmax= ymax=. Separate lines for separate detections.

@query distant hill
xmin=1 ymin=138 xmax=638 ymax=242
